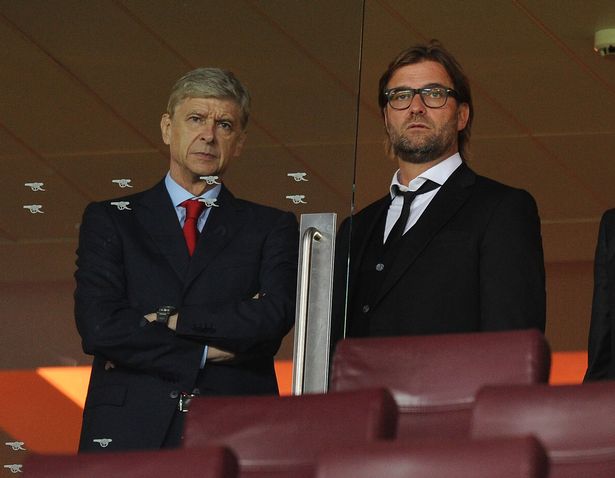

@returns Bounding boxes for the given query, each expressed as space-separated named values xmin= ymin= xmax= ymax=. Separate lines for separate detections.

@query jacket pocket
xmin=86 ymin=384 xmax=127 ymax=409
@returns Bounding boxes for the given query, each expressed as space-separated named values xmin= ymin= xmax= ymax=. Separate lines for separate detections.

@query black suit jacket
xmin=75 ymin=181 xmax=298 ymax=451
xmin=334 ymin=163 xmax=545 ymax=339
xmin=585 ymin=209 xmax=615 ymax=381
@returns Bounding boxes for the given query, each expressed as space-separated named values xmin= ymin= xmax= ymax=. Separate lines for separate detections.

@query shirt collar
xmin=164 ymin=172 xmax=221 ymax=207
xmin=389 ymin=153 xmax=462 ymax=198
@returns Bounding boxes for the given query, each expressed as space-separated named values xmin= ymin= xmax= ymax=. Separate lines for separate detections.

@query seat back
xmin=471 ymin=381 xmax=615 ymax=478
xmin=24 ymin=446 xmax=238 ymax=478
xmin=315 ymin=436 xmax=548 ymax=478
xmin=183 ymin=388 xmax=397 ymax=477
xmin=330 ymin=329 xmax=550 ymax=439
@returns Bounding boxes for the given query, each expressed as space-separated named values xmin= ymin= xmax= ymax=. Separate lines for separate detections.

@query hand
xmin=144 ymin=312 xmax=179 ymax=331
xmin=207 ymin=346 xmax=236 ymax=362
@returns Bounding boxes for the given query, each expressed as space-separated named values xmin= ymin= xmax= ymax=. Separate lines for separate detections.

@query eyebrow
xmin=185 ymin=110 xmax=235 ymax=121
xmin=390 ymin=83 xmax=450 ymax=91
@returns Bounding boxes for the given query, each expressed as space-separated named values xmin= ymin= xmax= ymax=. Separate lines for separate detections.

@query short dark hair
xmin=378 ymin=40 xmax=473 ymax=159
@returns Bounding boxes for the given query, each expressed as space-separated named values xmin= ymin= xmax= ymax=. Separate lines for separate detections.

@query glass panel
xmin=0 ymin=0 xmax=363 ymax=455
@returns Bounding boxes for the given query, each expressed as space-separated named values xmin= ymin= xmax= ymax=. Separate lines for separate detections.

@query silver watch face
xmin=156 ymin=306 xmax=175 ymax=323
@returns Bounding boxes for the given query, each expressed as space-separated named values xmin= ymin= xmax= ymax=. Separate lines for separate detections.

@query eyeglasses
xmin=384 ymin=86 xmax=459 ymax=110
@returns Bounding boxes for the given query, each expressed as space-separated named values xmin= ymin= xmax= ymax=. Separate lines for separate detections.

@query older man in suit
xmin=335 ymin=41 xmax=545 ymax=340
xmin=75 ymin=68 xmax=298 ymax=451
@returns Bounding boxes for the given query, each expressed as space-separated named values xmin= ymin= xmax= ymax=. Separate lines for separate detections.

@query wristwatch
xmin=156 ymin=305 xmax=177 ymax=325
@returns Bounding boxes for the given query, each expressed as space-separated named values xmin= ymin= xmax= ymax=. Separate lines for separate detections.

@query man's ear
xmin=383 ymin=108 xmax=390 ymax=133
xmin=457 ymin=103 xmax=470 ymax=132
xmin=160 ymin=114 xmax=172 ymax=145
xmin=234 ymin=130 xmax=247 ymax=157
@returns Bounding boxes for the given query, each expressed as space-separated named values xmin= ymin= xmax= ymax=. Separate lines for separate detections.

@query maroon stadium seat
xmin=330 ymin=329 xmax=550 ymax=439
xmin=24 ymin=446 xmax=238 ymax=478
xmin=182 ymin=388 xmax=397 ymax=477
xmin=315 ymin=436 xmax=548 ymax=478
xmin=471 ymin=381 xmax=615 ymax=477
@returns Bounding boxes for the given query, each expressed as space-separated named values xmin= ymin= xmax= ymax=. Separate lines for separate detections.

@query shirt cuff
xmin=200 ymin=345 xmax=208 ymax=369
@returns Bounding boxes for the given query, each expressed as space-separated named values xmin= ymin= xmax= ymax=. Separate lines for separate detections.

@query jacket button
xmin=376 ymin=263 xmax=384 ymax=271
xmin=169 ymin=390 xmax=179 ymax=399
xmin=362 ymin=305 xmax=370 ymax=314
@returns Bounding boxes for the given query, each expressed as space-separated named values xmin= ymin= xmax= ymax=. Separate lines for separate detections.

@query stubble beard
xmin=389 ymin=120 xmax=457 ymax=165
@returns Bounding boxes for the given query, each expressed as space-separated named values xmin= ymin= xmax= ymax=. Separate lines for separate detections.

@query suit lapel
xmin=373 ymin=163 xmax=476 ymax=306
xmin=184 ymin=185 xmax=245 ymax=287
xmin=134 ymin=180 xmax=190 ymax=281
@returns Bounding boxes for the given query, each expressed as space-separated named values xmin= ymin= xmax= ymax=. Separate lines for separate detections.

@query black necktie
xmin=386 ymin=179 xmax=440 ymax=245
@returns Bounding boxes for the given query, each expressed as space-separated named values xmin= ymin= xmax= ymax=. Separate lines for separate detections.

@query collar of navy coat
xmin=133 ymin=180 xmax=246 ymax=288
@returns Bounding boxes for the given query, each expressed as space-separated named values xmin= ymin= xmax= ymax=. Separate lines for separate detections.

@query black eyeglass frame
xmin=384 ymin=86 xmax=460 ymax=110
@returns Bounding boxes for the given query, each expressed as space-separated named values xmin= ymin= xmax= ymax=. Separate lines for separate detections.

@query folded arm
xmin=74 ymin=202 xmax=203 ymax=382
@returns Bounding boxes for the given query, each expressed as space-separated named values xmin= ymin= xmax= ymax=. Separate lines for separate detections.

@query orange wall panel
xmin=0 ymin=371 xmax=82 ymax=454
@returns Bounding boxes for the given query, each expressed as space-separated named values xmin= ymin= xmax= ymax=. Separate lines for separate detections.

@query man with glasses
xmin=335 ymin=41 xmax=545 ymax=339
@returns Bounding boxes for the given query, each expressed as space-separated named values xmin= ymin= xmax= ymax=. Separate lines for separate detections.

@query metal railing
xmin=292 ymin=213 xmax=336 ymax=395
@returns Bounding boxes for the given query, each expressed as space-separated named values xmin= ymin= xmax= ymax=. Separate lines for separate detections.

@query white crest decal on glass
xmin=112 ymin=179 xmax=133 ymax=188
xmin=287 ymin=172 xmax=308 ymax=182
xmin=3 ymin=464 xmax=23 ymax=473
xmin=4 ymin=442 xmax=26 ymax=451
xmin=93 ymin=438 xmax=113 ymax=448
xmin=24 ymin=182 xmax=46 ymax=191
xmin=110 ymin=201 xmax=131 ymax=211
xmin=23 ymin=205 xmax=44 ymax=214
xmin=199 ymin=176 xmax=221 ymax=185
xmin=198 ymin=198 xmax=219 ymax=208
xmin=286 ymin=195 xmax=307 ymax=205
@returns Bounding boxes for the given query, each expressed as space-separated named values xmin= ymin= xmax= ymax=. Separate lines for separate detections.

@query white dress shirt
xmin=164 ymin=172 xmax=220 ymax=232
xmin=383 ymin=153 xmax=462 ymax=243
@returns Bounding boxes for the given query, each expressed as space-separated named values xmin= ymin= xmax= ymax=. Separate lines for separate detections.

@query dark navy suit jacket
xmin=75 ymin=180 xmax=298 ymax=451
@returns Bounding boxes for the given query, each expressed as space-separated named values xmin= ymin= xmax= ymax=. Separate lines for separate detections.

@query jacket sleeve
xmin=74 ymin=201 xmax=203 ymax=383
xmin=174 ymin=210 xmax=299 ymax=356
xmin=479 ymin=188 xmax=546 ymax=332
xmin=585 ymin=211 xmax=615 ymax=381
xmin=331 ymin=216 xmax=352 ymax=347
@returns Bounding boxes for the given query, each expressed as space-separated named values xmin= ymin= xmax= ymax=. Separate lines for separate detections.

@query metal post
xmin=292 ymin=213 xmax=337 ymax=395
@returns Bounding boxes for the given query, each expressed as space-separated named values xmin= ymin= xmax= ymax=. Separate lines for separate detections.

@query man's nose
xmin=408 ymin=93 xmax=426 ymax=114
xmin=199 ymin=123 xmax=215 ymax=143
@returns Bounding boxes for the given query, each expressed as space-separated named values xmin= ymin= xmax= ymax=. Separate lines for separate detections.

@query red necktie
xmin=180 ymin=199 xmax=206 ymax=256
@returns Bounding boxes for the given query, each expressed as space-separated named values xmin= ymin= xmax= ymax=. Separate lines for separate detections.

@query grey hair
xmin=166 ymin=67 xmax=251 ymax=129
